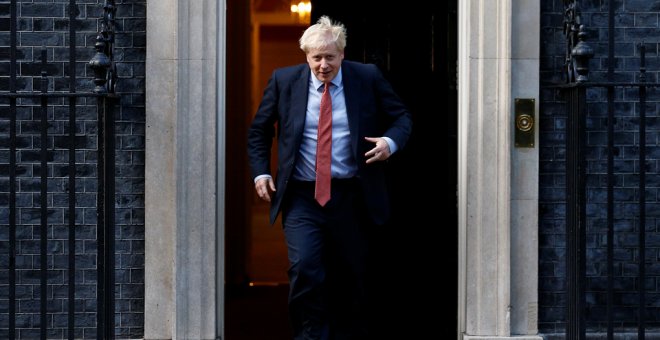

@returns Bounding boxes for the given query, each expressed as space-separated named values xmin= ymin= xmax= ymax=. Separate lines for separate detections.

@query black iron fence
xmin=556 ymin=0 xmax=660 ymax=339
xmin=1 ymin=0 xmax=117 ymax=338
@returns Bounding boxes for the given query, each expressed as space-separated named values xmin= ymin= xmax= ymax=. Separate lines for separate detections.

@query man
xmin=247 ymin=15 xmax=412 ymax=339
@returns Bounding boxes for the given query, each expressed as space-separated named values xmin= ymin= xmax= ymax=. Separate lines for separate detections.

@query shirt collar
xmin=311 ymin=67 xmax=342 ymax=91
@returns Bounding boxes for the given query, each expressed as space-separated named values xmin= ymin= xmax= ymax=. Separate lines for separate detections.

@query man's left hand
xmin=364 ymin=137 xmax=391 ymax=164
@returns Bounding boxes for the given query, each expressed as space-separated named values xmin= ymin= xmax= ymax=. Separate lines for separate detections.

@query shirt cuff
xmin=382 ymin=137 xmax=398 ymax=154
xmin=254 ymin=174 xmax=272 ymax=184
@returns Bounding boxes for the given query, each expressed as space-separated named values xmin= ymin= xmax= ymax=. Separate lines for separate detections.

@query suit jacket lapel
xmin=291 ymin=66 xmax=310 ymax=150
xmin=342 ymin=63 xmax=360 ymax=160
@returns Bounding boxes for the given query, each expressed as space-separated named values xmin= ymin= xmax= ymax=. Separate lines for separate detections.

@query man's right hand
xmin=255 ymin=177 xmax=276 ymax=202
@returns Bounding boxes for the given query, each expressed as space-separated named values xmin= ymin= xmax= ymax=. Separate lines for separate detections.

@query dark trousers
xmin=282 ymin=179 xmax=371 ymax=340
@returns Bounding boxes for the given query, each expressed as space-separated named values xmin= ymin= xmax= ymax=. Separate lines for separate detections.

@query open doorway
xmin=225 ymin=1 xmax=458 ymax=338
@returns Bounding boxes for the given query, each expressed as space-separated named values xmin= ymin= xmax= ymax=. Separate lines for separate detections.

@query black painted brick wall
xmin=0 ymin=0 xmax=145 ymax=338
xmin=540 ymin=0 xmax=660 ymax=335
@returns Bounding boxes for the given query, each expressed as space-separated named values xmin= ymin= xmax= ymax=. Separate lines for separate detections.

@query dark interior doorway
xmin=311 ymin=2 xmax=458 ymax=338
xmin=225 ymin=1 xmax=457 ymax=339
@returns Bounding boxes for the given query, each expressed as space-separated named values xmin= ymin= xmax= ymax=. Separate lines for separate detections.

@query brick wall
xmin=0 ymin=0 xmax=145 ymax=338
xmin=540 ymin=0 xmax=660 ymax=335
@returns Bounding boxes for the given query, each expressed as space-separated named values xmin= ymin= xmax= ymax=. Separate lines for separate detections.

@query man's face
xmin=306 ymin=44 xmax=344 ymax=83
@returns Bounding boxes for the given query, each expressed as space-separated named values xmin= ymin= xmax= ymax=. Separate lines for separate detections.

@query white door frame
xmin=144 ymin=1 xmax=541 ymax=339
xmin=457 ymin=0 xmax=541 ymax=339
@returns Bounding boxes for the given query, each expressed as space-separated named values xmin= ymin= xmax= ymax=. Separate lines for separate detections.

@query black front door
xmin=311 ymin=2 xmax=458 ymax=338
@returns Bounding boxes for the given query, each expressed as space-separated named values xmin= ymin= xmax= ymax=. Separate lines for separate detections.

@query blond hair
xmin=299 ymin=16 xmax=347 ymax=53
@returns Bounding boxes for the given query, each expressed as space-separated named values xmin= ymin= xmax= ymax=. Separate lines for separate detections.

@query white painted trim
xmin=459 ymin=0 xmax=540 ymax=338
xmin=457 ymin=0 xmax=470 ymax=338
xmin=145 ymin=0 xmax=221 ymax=338
xmin=144 ymin=0 xmax=177 ymax=337
xmin=216 ymin=1 xmax=227 ymax=338
xmin=496 ymin=0 xmax=513 ymax=335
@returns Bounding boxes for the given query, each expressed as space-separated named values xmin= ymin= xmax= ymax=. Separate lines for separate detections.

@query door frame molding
xmin=457 ymin=0 xmax=541 ymax=338
xmin=144 ymin=1 xmax=542 ymax=339
xmin=144 ymin=0 xmax=224 ymax=338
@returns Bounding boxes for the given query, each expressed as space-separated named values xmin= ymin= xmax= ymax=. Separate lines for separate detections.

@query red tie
xmin=315 ymin=82 xmax=332 ymax=206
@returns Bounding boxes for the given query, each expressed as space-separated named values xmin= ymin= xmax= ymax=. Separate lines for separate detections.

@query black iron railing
xmin=556 ymin=0 xmax=660 ymax=339
xmin=1 ymin=0 xmax=118 ymax=339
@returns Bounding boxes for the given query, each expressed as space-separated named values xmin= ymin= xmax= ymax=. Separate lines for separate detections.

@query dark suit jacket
xmin=247 ymin=60 xmax=412 ymax=225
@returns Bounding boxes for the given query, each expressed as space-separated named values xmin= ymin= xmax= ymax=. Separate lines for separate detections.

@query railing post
xmin=39 ymin=49 xmax=49 ymax=340
xmin=96 ymin=96 xmax=117 ymax=340
xmin=571 ymin=26 xmax=594 ymax=83
xmin=8 ymin=0 xmax=17 ymax=338
xmin=89 ymin=35 xmax=111 ymax=94
xmin=562 ymin=2 xmax=593 ymax=339
xmin=565 ymin=85 xmax=587 ymax=340
xmin=637 ymin=43 xmax=647 ymax=340
xmin=90 ymin=1 xmax=118 ymax=338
